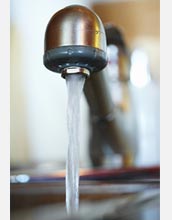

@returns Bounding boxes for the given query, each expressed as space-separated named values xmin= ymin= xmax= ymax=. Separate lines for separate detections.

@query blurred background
xmin=10 ymin=0 xmax=160 ymax=171
xmin=10 ymin=1 xmax=160 ymax=219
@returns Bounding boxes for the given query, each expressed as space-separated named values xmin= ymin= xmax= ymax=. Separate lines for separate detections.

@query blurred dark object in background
xmin=88 ymin=24 xmax=138 ymax=169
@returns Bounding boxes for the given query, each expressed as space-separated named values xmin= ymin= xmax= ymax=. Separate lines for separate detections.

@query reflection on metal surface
xmin=61 ymin=66 xmax=90 ymax=78
xmin=44 ymin=5 xmax=106 ymax=51
xmin=44 ymin=5 xmax=107 ymax=74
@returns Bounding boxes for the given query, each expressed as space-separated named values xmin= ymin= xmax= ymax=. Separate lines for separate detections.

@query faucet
xmin=44 ymin=5 xmax=107 ymax=78
xmin=43 ymin=5 xmax=135 ymax=168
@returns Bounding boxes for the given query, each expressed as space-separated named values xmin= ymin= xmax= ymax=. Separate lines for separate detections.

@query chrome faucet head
xmin=43 ymin=5 xmax=107 ymax=78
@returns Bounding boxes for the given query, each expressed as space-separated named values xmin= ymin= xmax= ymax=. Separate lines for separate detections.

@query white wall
xmin=10 ymin=0 xmax=91 ymax=167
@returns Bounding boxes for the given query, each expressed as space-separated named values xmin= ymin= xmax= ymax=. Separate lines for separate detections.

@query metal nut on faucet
xmin=61 ymin=67 xmax=90 ymax=79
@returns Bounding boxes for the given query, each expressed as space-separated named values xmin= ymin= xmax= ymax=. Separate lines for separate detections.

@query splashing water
xmin=65 ymin=74 xmax=85 ymax=215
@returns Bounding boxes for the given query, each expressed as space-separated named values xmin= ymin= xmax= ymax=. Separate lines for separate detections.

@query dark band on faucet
xmin=43 ymin=45 xmax=107 ymax=74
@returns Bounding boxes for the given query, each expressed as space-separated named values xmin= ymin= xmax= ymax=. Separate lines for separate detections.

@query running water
xmin=65 ymin=74 xmax=86 ymax=215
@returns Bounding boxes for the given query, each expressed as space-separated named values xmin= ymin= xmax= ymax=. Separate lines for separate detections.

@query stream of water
xmin=65 ymin=74 xmax=86 ymax=215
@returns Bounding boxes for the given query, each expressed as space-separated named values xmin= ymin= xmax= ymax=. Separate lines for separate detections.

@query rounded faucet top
xmin=44 ymin=4 xmax=106 ymax=52
xmin=43 ymin=5 xmax=107 ymax=74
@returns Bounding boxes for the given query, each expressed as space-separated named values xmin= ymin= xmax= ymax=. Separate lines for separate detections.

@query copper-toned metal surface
xmin=43 ymin=5 xmax=107 ymax=74
xmin=44 ymin=5 xmax=106 ymax=52
xmin=61 ymin=66 xmax=90 ymax=78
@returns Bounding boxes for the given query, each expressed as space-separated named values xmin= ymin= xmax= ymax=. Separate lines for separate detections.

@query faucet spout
xmin=43 ymin=5 xmax=135 ymax=168
xmin=43 ymin=5 xmax=107 ymax=77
